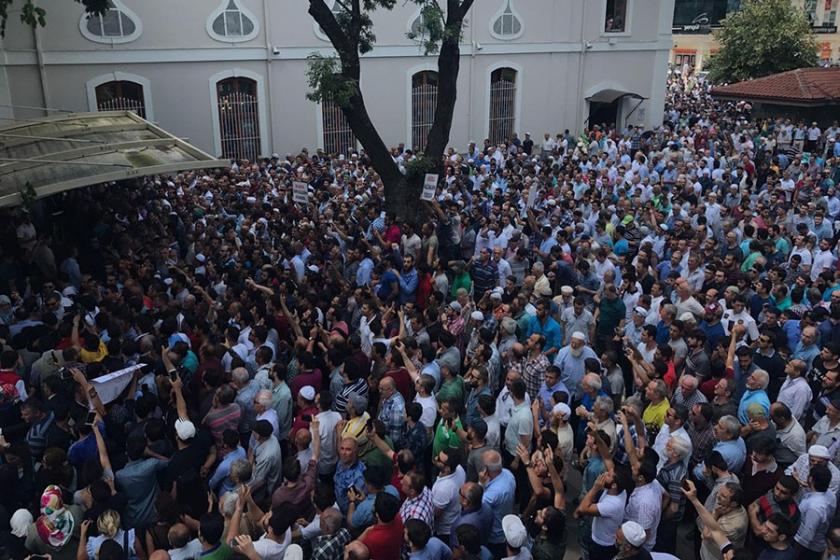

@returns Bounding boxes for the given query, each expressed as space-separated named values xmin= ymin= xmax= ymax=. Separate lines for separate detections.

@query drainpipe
xmin=33 ymin=24 xmax=51 ymax=116
xmin=262 ymin=0 xmax=274 ymax=155
xmin=576 ymin=0 xmax=587 ymax=133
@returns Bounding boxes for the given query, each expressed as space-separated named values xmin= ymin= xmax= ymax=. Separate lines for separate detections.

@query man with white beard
xmin=553 ymin=331 xmax=599 ymax=400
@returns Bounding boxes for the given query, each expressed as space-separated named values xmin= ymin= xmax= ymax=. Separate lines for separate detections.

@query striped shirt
xmin=26 ymin=411 xmax=55 ymax=460
xmin=202 ymin=403 xmax=242 ymax=444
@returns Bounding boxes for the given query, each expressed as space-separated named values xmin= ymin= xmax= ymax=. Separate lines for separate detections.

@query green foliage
xmin=0 ymin=0 xmax=108 ymax=36
xmin=706 ymin=0 xmax=818 ymax=84
xmin=407 ymin=2 xmax=445 ymax=55
xmin=305 ymin=54 xmax=359 ymax=108
xmin=18 ymin=181 xmax=37 ymax=209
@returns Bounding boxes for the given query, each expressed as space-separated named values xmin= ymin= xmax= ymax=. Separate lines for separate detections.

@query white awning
xmin=0 ymin=111 xmax=227 ymax=207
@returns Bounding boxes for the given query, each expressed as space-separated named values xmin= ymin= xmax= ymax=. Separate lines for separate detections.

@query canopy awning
xmin=585 ymin=89 xmax=646 ymax=104
xmin=0 ymin=111 xmax=227 ymax=207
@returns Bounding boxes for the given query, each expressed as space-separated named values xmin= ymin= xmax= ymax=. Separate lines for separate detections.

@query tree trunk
xmin=307 ymin=0 xmax=473 ymax=224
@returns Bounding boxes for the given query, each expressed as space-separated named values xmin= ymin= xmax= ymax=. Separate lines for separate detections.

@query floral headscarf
xmin=35 ymin=485 xmax=75 ymax=548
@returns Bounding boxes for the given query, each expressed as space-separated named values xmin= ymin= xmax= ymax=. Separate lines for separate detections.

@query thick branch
xmin=308 ymin=0 xmax=352 ymax=56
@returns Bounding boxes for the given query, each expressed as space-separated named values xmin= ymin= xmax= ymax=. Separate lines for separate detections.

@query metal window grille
xmin=412 ymin=72 xmax=438 ymax=153
xmin=322 ymin=98 xmax=356 ymax=156
xmin=489 ymin=69 xmax=517 ymax=146
xmin=217 ymin=79 xmax=261 ymax=162
xmin=95 ymin=81 xmax=146 ymax=119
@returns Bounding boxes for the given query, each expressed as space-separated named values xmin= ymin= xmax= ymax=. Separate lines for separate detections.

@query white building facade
xmin=0 ymin=0 xmax=674 ymax=160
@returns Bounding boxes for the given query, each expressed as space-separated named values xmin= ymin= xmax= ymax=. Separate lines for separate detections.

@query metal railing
xmin=412 ymin=83 xmax=438 ymax=153
xmin=217 ymin=91 xmax=261 ymax=162
xmin=489 ymin=78 xmax=516 ymax=146
xmin=97 ymin=97 xmax=145 ymax=119
xmin=322 ymin=98 xmax=357 ymax=156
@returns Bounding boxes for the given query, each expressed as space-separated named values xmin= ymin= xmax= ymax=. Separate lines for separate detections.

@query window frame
xmin=206 ymin=0 xmax=260 ymax=44
xmin=602 ymin=0 xmax=632 ymax=36
xmin=78 ymin=0 xmax=142 ymax=44
xmin=488 ymin=0 xmax=524 ymax=41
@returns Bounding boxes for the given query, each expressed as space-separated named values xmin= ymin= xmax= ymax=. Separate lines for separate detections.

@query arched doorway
xmin=216 ymin=76 xmax=261 ymax=162
xmin=95 ymin=80 xmax=146 ymax=118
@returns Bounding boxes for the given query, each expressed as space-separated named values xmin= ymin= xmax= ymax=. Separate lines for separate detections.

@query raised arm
xmin=544 ymin=446 xmax=566 ymax=511
xmin=170 ymin=377 xmax=189 ymax=421
xmin=92 ymin=417 xmax=113 ymax=474
xmin=70 ymin=367 xmax=106 ymax=418
xmin=617 ymin=411 xmax=640 ymax=471
xmin=682 ymin=479 xmax=723 ymax=533
xmin=589 ymin=420 xmax=615 ymax=473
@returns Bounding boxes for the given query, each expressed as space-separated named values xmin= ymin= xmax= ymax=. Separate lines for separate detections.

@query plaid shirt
xmin=515 ymin=354 xmax=551 ymax=401
xmin=378 ymin=392 xmax=407 ymax=448
xmin=685 ymin=422 xmax=716 ymax=471
xmin=613 ymin=423 xmax=642 ymax=467
xmin=312 ymin=528 xmax=352 ymax=560
xmin=404 ymin=422 xmax=428 ymax=463
xmin=657 ymin=460 xmax=688 ymax=519
xmin=399 ymin=486 xmax=435 ymax=528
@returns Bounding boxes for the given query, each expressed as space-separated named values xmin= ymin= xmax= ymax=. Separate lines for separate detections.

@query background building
xmin=0 ymin=0 xmax=674 ymax=161
xmin=671 ymin=0 xmax=839 ymax=73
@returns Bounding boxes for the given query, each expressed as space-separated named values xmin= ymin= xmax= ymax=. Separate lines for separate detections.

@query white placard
xmin=420 ymin=173 xmax=439 ymax=201
xmin=292 ymin=181 xmax=309 ymax=204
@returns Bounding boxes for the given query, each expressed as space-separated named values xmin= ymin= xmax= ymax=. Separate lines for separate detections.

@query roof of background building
xmin=0 ymin=111 xmax=226 ymax=208
xmin=710 ymin=67 xmax=840 ymax=105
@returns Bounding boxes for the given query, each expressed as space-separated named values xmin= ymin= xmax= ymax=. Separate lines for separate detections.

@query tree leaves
xmin=0 ymin=0 xmax=109 ymax=36
xmin=707 ymin=0 xmax=818 ymax=84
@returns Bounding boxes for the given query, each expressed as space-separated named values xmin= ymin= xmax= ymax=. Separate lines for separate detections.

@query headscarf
xmin=10 ymin=508 xmax=33 ymax=538
xmin=35 ymin=485 xmax=75 ymax=548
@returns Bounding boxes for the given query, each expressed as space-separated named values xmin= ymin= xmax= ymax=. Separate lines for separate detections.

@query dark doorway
xmin=588 ymin=100 xmax=619 ymax=129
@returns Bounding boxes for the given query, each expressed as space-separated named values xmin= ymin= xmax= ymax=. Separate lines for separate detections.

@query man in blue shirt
xmin=396 ymin=254 xmax=419 ymax=304
xmin=527 ymin=299 xmax=562 ymax=360
xmin=478 ymin=449 xmax=515 ymax=558
xmin=348 ymin=466 xmax=399 ymax=532
xmin=115 ymin=435 xmax=169 ymax=529
xmin=208 ymin=429 xmax=247 ymax=495
xmin=738 ymin=370 xmax=771 ymax=425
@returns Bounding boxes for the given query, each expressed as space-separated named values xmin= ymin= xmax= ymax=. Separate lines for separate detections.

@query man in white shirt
xmin=432 ymin=448 xmax=467 ymax=541
xmin=575 ymin=468 xmax=630 ymax=558
xmin=811 ymin=238 xmax=836 ymax=281
xmin=624 ymin=461 xmax=664 ymax=551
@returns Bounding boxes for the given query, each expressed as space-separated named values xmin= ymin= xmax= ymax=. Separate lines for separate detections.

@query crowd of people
xmin=1 ymin=71 xmax=840 ymax=560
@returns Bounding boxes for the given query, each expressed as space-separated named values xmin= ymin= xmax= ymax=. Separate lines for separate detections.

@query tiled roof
xmin=710 ymin=67 xmax=840 ymax=103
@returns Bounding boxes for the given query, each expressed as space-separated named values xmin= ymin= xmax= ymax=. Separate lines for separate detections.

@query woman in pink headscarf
xmin=25 ymin=484 xmax=83 ymax=560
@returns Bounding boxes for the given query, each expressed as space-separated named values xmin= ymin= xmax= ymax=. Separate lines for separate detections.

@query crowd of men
xmin=2 ymin=72 xmax=840 ymax=560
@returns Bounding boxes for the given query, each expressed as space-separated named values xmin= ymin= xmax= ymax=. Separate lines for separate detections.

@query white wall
xmin=1 ymin=0 xmax=674 ymax=156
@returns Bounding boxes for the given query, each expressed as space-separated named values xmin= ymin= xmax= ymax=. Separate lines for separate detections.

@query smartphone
xmin=169 ymin=369 xmax=178 ymax=382
xmin=59 ymin=367 xmax=71 ymax=381
xmin=302 ymin=414 xmax=312 ymax=422
xmin=681 ymin=479 xmax=691 ymax=491
xmin=85 ymin=411 xmax=97 ymax=426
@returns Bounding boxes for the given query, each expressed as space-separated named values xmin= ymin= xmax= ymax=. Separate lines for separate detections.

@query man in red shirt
xmin=360 ymin=492 xmax=403 ymax=559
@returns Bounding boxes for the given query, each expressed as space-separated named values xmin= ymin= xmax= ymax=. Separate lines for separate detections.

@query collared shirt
xmin=737 ymin=389 xmax=770 ymax=425
xmin=312 ymin=528 xmax=352 ymax=560
xmin=625 ymin=480 xmax=664 ymax=551
xmin=686 ymin=422 xmax=716 ymax=470
xmin=410 ymin=537 xmax=453 ymax=560
xmin=657 ymin=460 xmax=688 ymax=519
xmin=553 ymin=345 xmax=599 ymax=398
xmin=504 ymin=401 xmax=534 ymax=456
xmin=775 ymin=418 xmax=807 ymax=458
xmin=495 ymin=386 xmax=531 ymax=428
xmin=25 ymin=411 xmax=54 ymax=460
xmin=795 ymin=491 xmax=836 ymax=552
xmin=378 ymin=392 xmax=406 ymax=448
xmin=515 ymin=353 xmax=551 ymax=401
xmin=482 ymin=469 xmax=516 ymax=544
xmin=812 ymin=416 xmax=840 ymax=454
xmin=537 ymin=379 xmax=568 ymax=423
xmin=777 ymin=376 xmax=812 ymax=421
xmin=451 ymin=504 xmax=493 ymax=547
xmin=334 ymin=378 xmax=369 ymax=416
xmin=250 ymin=435 xmax=283 ymax=503
xmin=116 ymin=457 xmax=169 ymax=528
xmin=271 ymin=381 xmax=293 ymax=441
xmin=400 ymin=486 xmax=435 ymax=528
xmin=335 ymin=460 xmax=366 ymax=514
xmin=208 ymin=445 xmax=246 ymax=494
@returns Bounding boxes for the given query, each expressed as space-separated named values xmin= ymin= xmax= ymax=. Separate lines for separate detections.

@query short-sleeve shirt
xmin=592 ymin=491 xmax=626 ymax=546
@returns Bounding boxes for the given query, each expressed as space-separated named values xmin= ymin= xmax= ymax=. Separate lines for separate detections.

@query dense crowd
xmin=2 ymin=71 xmax=840 ymax=560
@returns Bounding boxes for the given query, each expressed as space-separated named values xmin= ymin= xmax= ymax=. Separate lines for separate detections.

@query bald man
xmin=344 ymin=539 xmax=370 ymax=560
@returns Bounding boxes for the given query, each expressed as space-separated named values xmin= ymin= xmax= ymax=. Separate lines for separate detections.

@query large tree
xmin=707 ymin=0 xmax=818 ymax=84
xmin=306 ymin=0 xmax=474 ymax=220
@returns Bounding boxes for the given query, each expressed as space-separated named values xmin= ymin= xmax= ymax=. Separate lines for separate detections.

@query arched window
xmin=322 ymin=98 xmax=357 ymax=156
xmin=79 ymin=0 xmax=141 ymax=44
xmin=411 ymin=71 xmax=438 ymax=153
xmin=490 ymin=0 xmax=523 ymax=40
xmin=488 ymin=67 xmax=517 ymax=145
xmin=207 ymin=0 xmax=259 ymax=43
xmin=95 ymin=80 xmax=146 ymax=118
xmin=408 ymin=10 xmax=425 ymax=40
xmin=216 ymin=77 xmax=261 ymax=162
